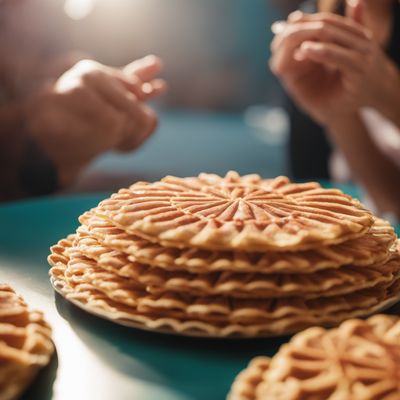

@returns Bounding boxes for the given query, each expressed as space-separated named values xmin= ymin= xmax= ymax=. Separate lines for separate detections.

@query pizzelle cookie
xmin=96 ymin=172 xmax=374 ymax=252
xmin=72 ymin=232 xmax=400 ymax=300
xmin=78 ymin=211 xmax=395 ymax=274
xmin=0 ymin=284 xmax=54 ymax=400
xmin=228 ymin=314 xmax=400 ymax=400
xmin=49 ymin=237 xmax=400 ymax=337
xmin=48 ymin=172 xmax=400 ymax=338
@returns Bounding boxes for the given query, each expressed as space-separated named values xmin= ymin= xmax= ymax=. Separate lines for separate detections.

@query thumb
xmin=346 ymin=0 xmax=364 ymax=25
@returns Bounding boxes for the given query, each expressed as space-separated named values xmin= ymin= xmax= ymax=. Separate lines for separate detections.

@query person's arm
xmin=0 ymin=99 xmax=69 ymax=201
xmin=378 ymin=77 xmax=400 ymax=129
xmin=0 ymin=56 xmax=166 ymax=201
xmin=326 ymin=113 xmax=400 ymax=217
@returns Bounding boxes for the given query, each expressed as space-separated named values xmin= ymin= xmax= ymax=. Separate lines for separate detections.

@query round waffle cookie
xmin=0 ymin=284 xmax=54 ymax=400
xmin=72 ymin=232 xmax=400 ymax=300
xmin=95 ymin=172 xmax=374 ymax=252
xmin=78 ymin=211 xmax=396 ymax=275
xmin=49 ymin=237 xmax=400 ymax=338
xmin=228 ymin=314 xmax=400 ymax=400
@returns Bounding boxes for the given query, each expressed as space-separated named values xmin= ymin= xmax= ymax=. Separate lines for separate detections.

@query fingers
xmin=62 ymin=59 xmax=162 ymax=152
xmin=285 ymin=10 xmax=371 ymax=37
xmin=67 ymin=60 xmax=148 ymax=101
xmin=75 ymin=57 xmax=166 ymax=102
xmin=118 ymin=76 xmax=167 ymax=102
xmin=88 ymin=74 xmax=158 ymax=152
xmin=78 ymin=67 xmax=157 ymax=149
xmin=119 ymin=55 xmax=166 ymax=101
xmin=114 ymin=73 xmax=149 ymax=101
xmin=269 ymin=9 xmax=374 ymax=79
xmin=271 ymin=20 xmax=287 ymax=35
xmin=141 ymin=79 xmax=168 ymax=99
xmin=346 ymin=0 xmax=364 ymax=25
xmin=115 ymin=105 xmax=158 ymax=152
xmin=123 ymin=55 xmax=163 ymax=82
xmin=298 ymin=41 xmax=363 ymax=73
xmin=111 ymin=71 xmax=167 ymax=102
xmin=271 ymin=20 xmax=371 ymax=54
xmin=287 ymin=10 xmax=304 ymax=23
xmin=82 ymin=70 xmax=138 ymax=115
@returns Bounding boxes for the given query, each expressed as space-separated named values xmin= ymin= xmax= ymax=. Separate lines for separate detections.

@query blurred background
xmin=2 ymin=0 xmax=296 ymax=108
xmin=67 ymin=0 xmax=281 ymax=110
xmin=1 ymin=0 xmax=305 ymax=191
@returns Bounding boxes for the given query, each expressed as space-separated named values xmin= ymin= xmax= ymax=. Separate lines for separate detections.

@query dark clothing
xmin=288 ymin=102 xmax=332 ymax=180
xmin=288 ymin=0 xmax=400 ymax=181
xmin=388 ymin=1 xmax=400 ymax=66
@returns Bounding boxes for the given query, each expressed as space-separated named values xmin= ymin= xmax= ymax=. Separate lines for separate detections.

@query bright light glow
xmin=244 ymin=105 xmax=289 ymax=146
xmin=64 ymin=0 xmax=95 ymax=20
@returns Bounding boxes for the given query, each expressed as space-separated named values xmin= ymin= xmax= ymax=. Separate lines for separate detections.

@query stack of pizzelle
xmin=0 ymin=284 xmax=53 ymax=400
xmin=228 ymin=314 xmax=400 ymax=400
xmin=48 ymin=171 xmax=400 ymax=337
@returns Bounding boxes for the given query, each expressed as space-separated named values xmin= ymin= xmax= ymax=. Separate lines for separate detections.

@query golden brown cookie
xmin=96 ymin=172 xmax=374 ymax=252
xmin=72 ymin=232 xmax=400 ymax=300
xmin=229 ymin=357 xmax=270 ymax=400
xmin=78 ymin=211 xmax=395 ymax=274
xmin=228 ymin=314 xmax=400 ymax=399
xmin=0 ymin=285 xmax=53 ymax=400
xmin=49 ymin=239 xmax=400 ymax=338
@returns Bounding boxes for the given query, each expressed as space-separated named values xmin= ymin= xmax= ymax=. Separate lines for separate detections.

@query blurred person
xmin=270 ymin=0 xmax=400 ymax=219
xmin=0 ymin=0 xmax=166 ymax=201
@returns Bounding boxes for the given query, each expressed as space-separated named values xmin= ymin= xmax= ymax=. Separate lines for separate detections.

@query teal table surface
xmin=1 ymin=190 xmax=400 ymax=400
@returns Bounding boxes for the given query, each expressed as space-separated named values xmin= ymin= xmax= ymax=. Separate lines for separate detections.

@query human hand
xmin=293 ymin=10 xmax=399 ymax=126
xmin=25 ymin=55 xmax=166 ymax=186
xmin=269 ymin=11 xmax=395 ymax=126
